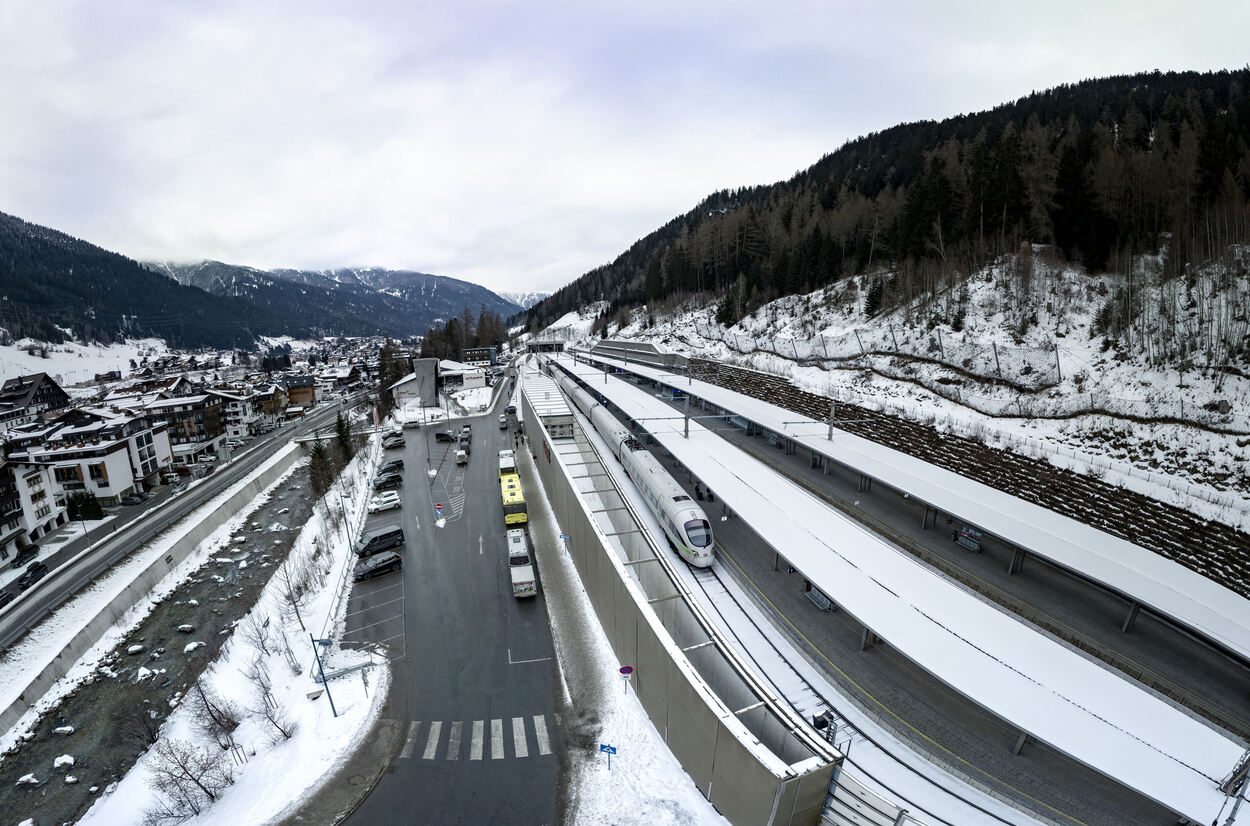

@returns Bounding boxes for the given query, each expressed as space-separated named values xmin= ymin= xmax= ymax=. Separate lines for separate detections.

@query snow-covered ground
xmin=558 ymin=257 xmax=1249 ymax=528
xmin=0 ymin=337 xmax=170 ymax=388
xmin=78 ymin=440 xmax=388 ymax=825
xmin=450 ymin=385 xmax=493 ymax=413
xmin=526 ymin=465 xmax=728 ymax=826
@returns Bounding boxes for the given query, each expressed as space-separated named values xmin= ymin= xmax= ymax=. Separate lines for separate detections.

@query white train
xmin=557 ymin=374 xmax=714 ymax=567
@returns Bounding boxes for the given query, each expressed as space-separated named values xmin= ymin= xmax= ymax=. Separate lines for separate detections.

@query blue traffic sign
xmin=559 ymin=534 xmax=571 ymax=540
xmin=599 ymin=744 xmax=616 ymax=754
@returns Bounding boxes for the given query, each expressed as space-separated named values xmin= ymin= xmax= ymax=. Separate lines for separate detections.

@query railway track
xmin=685 ymin=562 xmax=1019 ymax=826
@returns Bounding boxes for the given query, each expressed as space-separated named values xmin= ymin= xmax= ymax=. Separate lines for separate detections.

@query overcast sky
xmin=1 ymin=1 xmax=1246 ymax=295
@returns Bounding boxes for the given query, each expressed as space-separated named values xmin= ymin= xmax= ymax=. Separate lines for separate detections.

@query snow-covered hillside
xmin=0 ymin=338 xmax=171 ymax=390
xmin=553 ymin=255 xmax=1250 ymax=529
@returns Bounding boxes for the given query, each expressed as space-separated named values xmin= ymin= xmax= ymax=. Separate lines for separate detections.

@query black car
xmin=506 ymin=404 xmax=517 ymax=415
xmin=0 ymin=589 xmax=14 ymax=608
xmin=434 ymin=431 xmax=457 ymax=442
xmin=374 ymin=473 xmax=403 ymax=491
xmin=9 ymin=544 xmax=39 ymax=569
xmin=120 ymin=494 xmax=144 ymax=506
xmin=16 ymin=561 xmax=49 ymax=591
xmin=353 ymin=550 xmax=402 ymax=581
xmin=379 ymin=458 xmax=404 ymax=474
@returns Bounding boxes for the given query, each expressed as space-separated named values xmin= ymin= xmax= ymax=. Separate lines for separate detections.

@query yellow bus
xmin=500 ymin=472 xmax=527 ymax=526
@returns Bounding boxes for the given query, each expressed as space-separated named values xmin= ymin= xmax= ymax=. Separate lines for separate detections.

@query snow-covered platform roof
xmin=576 ymin=351 xmax=1250 ymax=667
xmin=550 ymin=354 xmax=1244 ymax=825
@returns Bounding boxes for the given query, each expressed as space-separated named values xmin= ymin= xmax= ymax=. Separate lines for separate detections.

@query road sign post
xmin=599 ymin=743 xmax=616 ymax=769
xmin=435 ymin=503 xmax=443 ymax=517
xmin=619 ymin=665 xmax=633 ymax=695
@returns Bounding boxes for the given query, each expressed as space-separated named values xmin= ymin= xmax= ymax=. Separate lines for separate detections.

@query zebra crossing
xmin=400 ymin=714 xmax=555 ymax=762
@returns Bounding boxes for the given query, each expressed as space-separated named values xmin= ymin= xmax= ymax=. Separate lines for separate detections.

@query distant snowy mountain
xmin=499 ymin=291 xmax=549 ymax=311
xmin=151 ymin=262 xmax=520 ymax=337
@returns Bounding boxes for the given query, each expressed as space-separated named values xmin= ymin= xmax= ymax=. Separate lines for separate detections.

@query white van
xmin=456 ymin=449 xmax=468 ymax=465
xmin=506 ymin=529 xmax=536 ymax=598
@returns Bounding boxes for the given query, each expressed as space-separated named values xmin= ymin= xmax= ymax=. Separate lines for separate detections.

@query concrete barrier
xmin=520 ymin=366 xmax=836 ymax=826
xmin=0 ymin=443 xmax=303 ymax=736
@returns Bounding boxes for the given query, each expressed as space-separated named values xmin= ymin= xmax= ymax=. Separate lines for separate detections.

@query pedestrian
xmin=707 ymin=488 xmax=714 ymax=503
xmin=695 ymin=482 xmax=703 ymax=501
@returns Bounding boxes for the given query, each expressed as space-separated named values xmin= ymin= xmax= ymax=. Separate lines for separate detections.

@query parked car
xmin=353 ymin=550 xmax=402 ymax=582
xmin=16 ymin=561 xmax=49 ymax=591
xmin=379 ymin=458 xmax=404 ymax=474
xmin=9 ymin=544 xmax=39 ymax=569
xmin=435 ymin=431 xmax=457 ymax=442
xmin=455 ymin=449 xmax=468 ymax=465
xmin=172 ymin=482 xmax=188 ymax=494
xmin=120 ymin=494 xmax=144 ymax=506
xmin=0 ymin=589 xmax=14 ymax=608
xmin=374 ymin=473 xmax=403 ymax=491
xmin=506 ymin=404 xmax=517 ymax=415
xmin=354 ymin=526 xmax=405 ymax=558
xmin=382 ymin=435 xmax=406 ymax=449
xmin=368 ymin=492 xmax=402 ymax=513
xmin=498 ymin=414 xmax=507 ymax=429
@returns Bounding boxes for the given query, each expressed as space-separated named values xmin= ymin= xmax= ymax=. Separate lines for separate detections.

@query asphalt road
xmin=346 ymin=384 xmax=562 ymax=826
xmin=0 ymin=397 xmax=358 ymax=652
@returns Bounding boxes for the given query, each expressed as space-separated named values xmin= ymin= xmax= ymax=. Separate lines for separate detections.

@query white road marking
xmin=479 ymin=535 xmax=483 ymax=555
xmin=533 ymin=715 xmax=551 ymax=755
xmin=422 ymin=720 xmax=442 ymax=760
xmin=413 ymin=514 xmax=420 ymax=530
xmin=512 ymin=716 xmax=528 ymax=758
xmin=446 ymin=721 xmax=462 ymax=761
xmin=491 ymin=718 xmax=504 ymax=760
xmin=400 ymin=720 xmax=421 ymax=759
xmin=470 ymin=720 xmax=484 ymax=760
xmin=508 ymin=648 xmax=553 ymax=665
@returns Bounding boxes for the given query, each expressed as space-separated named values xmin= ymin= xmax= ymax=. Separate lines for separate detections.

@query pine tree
xmin=308 ymin=441 xmax=335 ymax=498
xmin=334 ymin=412 xmax=354 ymax=465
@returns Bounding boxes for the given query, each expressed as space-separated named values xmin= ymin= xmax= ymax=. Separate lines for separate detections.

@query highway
xmin=0 ymin=396 xmax=357 ymax=653
xmin=344 ymin=383 xmax=562 ymax=826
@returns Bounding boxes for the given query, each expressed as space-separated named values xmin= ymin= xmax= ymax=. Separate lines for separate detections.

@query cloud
xmin=0 ymin=0 xmax=1247 ymax=294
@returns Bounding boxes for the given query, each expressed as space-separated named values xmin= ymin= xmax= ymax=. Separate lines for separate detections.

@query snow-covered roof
xmin=581 ymin=351 xmax=1250 ymax=666
xmin=387 ymin=372 xmax=418 ymax=391
xmin=551 ymin=353 xmax=1242 ymax=825
xmin=521 ymin=368 xmax=571 ymax=419
xmin=144 ymin=394 xmax=212 ymax=410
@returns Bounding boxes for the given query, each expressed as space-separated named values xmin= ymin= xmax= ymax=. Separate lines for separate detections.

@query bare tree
xmin=142 ymin=738 xmax=234 ymax=825
xmin=115 ymin=702 xmax=164 ymax=753
xmin=188 ymin=678 xmax=242 ymax=749
xmin=239 ymin=613 xmax=272 ymax=656
xmin=244 ymin=657 xmax=297 ymax=741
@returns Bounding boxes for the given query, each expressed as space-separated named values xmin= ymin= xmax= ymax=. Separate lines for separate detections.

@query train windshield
xmin=684 ymin=519 xmax=712 ymax=548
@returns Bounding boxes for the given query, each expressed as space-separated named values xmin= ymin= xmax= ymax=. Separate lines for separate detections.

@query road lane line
xmin=491 ymin=718 xmax=504 ymax=759
xmin=400 ymin=720 xmax=421 ymax=759
xmin=447 ymin=721 xmax=462 ymax=760
xmin=512 ymin=716 xmax=528 ymax=758
xmin=470 ymin=720 xmax=484 ymax=760
xmin=532 ymin=715 xmax=551 ymax=755
xmin=422 ymin=720 xmax=442 ymax=760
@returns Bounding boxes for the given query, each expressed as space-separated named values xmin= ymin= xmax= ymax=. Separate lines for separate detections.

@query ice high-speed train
xmin=557 ymin=374 xmax=714 ymax=567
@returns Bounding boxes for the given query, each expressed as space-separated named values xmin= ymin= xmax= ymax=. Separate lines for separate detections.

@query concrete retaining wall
xmin=0 ymin=444 xmax=302 ymax=736
xmin=521 ymin=367 xmax=834 ymax=826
